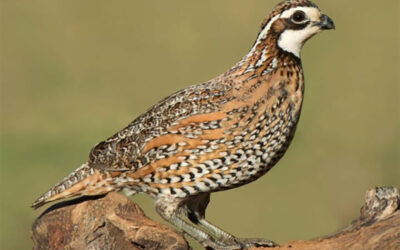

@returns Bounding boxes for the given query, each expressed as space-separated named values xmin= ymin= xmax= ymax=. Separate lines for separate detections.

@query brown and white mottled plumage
xmin=32 ymin=0 xmax=334 ymax=248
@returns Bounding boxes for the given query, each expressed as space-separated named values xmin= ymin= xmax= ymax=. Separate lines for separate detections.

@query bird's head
xmin=258 ymin=0 xmax=335 ymax=58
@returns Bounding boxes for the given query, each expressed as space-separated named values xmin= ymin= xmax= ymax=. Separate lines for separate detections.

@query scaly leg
xmin=184 ymin=193 xmax=278 ymax=248
xmin=155 ymin=198 xmax=242 ymax=249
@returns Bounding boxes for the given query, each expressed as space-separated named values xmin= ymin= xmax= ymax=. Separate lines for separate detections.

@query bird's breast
xmin=123 ymin=72 xmax=304 ymax=197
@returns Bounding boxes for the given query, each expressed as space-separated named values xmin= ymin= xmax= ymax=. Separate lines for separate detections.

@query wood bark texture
xmin=32 ymin=186 xmax=399 ymax=250
xmin=31 ymin=193 xmax=189 ymax=250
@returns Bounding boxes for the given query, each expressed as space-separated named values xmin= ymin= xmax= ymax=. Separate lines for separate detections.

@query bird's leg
xmin=190 ymin=211 xmax=277 ymax=248
xmin=155 ymin=198 xmax=242 ymax=249
xmin=197 ymin=217 xmax=237 ymax=242
xmin=184 ymin=193 xmax=236 ymax=242
xmin=184 ymin=193 xmax=278 ymax=248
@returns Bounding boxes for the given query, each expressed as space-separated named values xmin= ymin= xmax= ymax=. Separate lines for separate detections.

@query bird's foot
xmin=235 ymin=237 xmax=278 ymax=248
xmin=204 ymin=237 xmax=278 ymax=250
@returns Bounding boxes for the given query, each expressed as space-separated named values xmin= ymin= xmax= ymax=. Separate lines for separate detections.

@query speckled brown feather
xmin=32 ymin=0 xmax=319 ymax=210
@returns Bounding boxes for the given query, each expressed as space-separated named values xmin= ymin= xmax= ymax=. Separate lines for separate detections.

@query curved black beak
xmin=319 ymin=14 xmax=335 ymax=30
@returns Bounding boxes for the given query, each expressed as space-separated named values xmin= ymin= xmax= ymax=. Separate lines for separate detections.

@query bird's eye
xmin=292 ymin=11 xmax=306 ymax=23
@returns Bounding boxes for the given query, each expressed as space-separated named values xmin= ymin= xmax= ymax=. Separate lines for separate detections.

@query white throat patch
xmin=278 ymin=26 xmax=320 ymax=57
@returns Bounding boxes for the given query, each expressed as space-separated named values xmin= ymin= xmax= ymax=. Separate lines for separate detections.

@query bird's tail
xmin=31 ymin=163 xmax=117 ymax=209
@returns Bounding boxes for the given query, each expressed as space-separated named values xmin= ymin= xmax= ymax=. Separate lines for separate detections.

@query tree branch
xmin=265 ymin=187 xmax=400 ymax=250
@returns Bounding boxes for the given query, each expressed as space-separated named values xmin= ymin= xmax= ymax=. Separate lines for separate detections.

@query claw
xmin=203 ymin=238 xmax=278 ymax=250
xmin=237 ymin=238 xmax=279 ymax=249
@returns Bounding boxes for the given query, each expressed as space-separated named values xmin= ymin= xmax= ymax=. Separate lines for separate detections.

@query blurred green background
xmin=1 ymin=0 xmax=399 ymax=249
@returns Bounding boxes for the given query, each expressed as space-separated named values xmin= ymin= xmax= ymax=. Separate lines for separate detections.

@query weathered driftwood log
xmin=32 ymin=187 xmax=399 ymax=250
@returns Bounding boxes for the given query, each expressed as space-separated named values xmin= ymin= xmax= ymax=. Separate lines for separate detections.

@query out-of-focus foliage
xmin=1 ymin=0 xmax=399 ymax=249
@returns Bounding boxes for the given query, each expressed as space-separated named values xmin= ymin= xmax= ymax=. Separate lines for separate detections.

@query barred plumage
xmin=32 ymin=0 xmax=334 ymax=248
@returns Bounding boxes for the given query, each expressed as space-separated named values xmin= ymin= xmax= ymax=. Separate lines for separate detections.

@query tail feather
xmin=31 ymin=163 xmax=113 ymax=209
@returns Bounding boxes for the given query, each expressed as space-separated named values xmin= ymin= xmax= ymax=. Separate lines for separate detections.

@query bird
xmin=32 ymin=0 xmax=334 ymax=249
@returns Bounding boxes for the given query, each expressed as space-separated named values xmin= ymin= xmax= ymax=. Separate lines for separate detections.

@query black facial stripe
xmin=284 ymin=19 xmax=310 ymax=30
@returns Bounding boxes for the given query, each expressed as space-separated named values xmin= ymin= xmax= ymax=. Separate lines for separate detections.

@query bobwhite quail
xmin=32 ymin=0 xmax=334 ymax=248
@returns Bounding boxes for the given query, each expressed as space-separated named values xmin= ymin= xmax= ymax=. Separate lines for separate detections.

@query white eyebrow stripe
xmin=280 ymin=6 xmax=320 ymax=20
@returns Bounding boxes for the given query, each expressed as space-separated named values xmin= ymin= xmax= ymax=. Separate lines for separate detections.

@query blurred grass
xmin=1 ymin=0 xmax=399 ymax=249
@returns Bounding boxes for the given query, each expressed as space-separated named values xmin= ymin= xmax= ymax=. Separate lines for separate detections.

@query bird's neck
xmin=230 ymin=30 xmax=302 ymax=77
xmin=223 ymin=31 xmax=305 ymax=109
